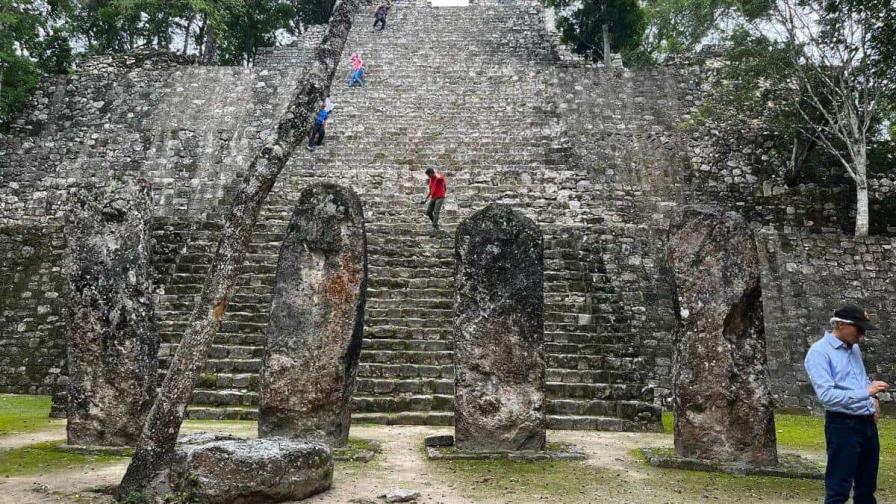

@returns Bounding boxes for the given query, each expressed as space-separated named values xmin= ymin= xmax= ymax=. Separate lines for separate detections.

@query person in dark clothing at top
xmin=306 ymin=100 xmax=332 ymax=151
xmin=420 ymin=167 xmax=446 ymax=234
xmin=373 ymin=1 xmax=391 ymax=31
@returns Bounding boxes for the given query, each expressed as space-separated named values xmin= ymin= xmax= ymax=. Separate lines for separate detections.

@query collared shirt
xmin=804 ymin=330 xmax=874 ymax=415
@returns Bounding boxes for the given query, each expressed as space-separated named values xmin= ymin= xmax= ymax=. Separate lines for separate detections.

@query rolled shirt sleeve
xmin=804 ymin=347 xmax=874 ymax=415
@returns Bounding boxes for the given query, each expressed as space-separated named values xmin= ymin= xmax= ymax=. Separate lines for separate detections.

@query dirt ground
xmin=0 ymin=424 xmax=828 ymax=504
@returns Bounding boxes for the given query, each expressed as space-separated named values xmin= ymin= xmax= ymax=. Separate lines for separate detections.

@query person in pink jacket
xmin=348 ymin=52 xmax=365 ymax=87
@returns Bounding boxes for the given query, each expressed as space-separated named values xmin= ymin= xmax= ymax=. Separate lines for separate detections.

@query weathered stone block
xmin=258 ymin=183 xmax=366 ymax=447
xmin=63 ymin=179 xmax=158 ymax=446
xmin=453 ymin=204 xmax=545 ymax=451
xmin=666 ymin=205 xmax=777 ymax=466
xmin=156 ymin=435 xmax=332 ymax=504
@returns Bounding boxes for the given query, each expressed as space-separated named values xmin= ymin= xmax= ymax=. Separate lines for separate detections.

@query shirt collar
xmin=824 ymin=330 xmax=854 ymax=350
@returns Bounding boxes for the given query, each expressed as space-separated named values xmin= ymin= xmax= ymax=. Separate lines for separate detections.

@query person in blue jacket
xmin=306 ymin=100 xmax=333 ymax=151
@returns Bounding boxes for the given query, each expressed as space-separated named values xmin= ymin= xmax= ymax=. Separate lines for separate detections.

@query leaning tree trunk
xmin=115 ymin=0 xmax=360 ymax=497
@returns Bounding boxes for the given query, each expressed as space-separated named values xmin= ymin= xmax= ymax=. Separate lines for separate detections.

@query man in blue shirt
xmin=805 ymin=304 xmax=890 ymax=504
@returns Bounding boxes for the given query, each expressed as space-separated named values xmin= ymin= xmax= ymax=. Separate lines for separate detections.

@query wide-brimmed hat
xmin=833 ymin=304 xmax=879 ymax=331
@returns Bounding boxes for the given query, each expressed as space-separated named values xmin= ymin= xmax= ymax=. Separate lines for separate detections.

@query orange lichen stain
xmin=211 ymin=299 xmax=228 ymax=321
xmin=319 ymin=253 xmax=362 ymax=304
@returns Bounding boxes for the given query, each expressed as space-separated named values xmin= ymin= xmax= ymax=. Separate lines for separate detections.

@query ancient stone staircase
xmin=157 ymin=1 xmax=661 ymax=430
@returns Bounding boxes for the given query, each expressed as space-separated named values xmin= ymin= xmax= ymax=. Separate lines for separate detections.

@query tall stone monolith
xmin=258 ymin=183 xmax=366 ymax=448
xmin=666 ymin=205 xmax=777 ymax=467
xmin=454 ymin=204 xmax=545 ymax=451
xmin=64 ymin=179 xmax=158 ymax=446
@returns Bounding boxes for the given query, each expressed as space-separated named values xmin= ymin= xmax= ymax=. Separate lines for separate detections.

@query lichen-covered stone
xmin=63 ymin=179 xmax=157 ymax=446
xmin=155 ymin=436 xmax=332 ymax=504
xmin=453 ymin=204 xmax=545 ymax=451
xmin=666 ymin=205 xmax=777 ymax=467
xmin=258 ymin=183 xmax=366 ymax=447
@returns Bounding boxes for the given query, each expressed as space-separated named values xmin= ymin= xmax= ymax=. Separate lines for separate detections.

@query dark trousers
xmin=824 ymin=411 xmax=879 ymax=504
xmin=373 ymin=15 xmax=386 ymax=30
xmin=426 ymin=198 xmax=444 ymax=229
xmin=308 ymin=122 xmax=325 ymax=147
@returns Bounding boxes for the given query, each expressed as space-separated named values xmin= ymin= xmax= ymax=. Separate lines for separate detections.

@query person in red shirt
xmin=420 ymin=167 xmax=446 ymax=233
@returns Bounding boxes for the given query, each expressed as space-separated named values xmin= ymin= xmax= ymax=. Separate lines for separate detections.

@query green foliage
xmin=640 ymin=0 xmax=771 ymax=57
xmin=0 ymin=394 xmax=54 ymax=436
xmin=287 ymin=0 xmax=336 ymax=31
xmin=121 ymin=492 xmax=149 ymax=504
xmin=697 ymin=28 xmax=803 ymax=137
xmin=217 ymin=0 xmax=295 ymax=66
xmin=0 ymin=1 xmax=59 ymax=129
xmin=546 ymin=0 xmax=647 ymax=62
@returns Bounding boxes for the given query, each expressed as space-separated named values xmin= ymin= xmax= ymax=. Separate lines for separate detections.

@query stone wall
xmin=555 ymin=60 xmax=896 ymax=407
xmin=0 ymin=3 xmax=894 ymax=419
xmin=0 ymin=48 xmax=306 ymax=396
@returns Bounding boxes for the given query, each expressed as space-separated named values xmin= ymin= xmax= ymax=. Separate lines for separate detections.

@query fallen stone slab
xmin=639 ymin=447 xmax=823 ymax=479
xmin=423 ymin=434 xmax=455 ymax=447
xmin=378 ymin=489 xmax=421 ymax=502
xmin=424 ymin=435 xmax=586 ymax=461
xmin=145 ymin=434 xmax=333 ymax=503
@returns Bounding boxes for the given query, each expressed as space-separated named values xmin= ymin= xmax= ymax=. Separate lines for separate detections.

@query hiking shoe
xmin=306 ymin=145 xmax=315 ymax=151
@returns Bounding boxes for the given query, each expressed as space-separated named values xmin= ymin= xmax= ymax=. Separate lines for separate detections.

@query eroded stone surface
xmin=666 ymin=205 xmax=777 ymax=466
xmin=63 ymin=179 xmax=157 ymax=446
xmin=258 ymin=182 xmax=366 ymax=447
xmin=453 ymin=204 xmax=545 ymax=451
xmin=156 ymin=436 xmax=333 ymax=504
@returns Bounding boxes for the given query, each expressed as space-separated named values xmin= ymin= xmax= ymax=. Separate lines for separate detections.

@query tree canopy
xmin=546 ymin=0 xmax=647 ymax=62
xmin=0 ymin=0 xmax=336 ymax=129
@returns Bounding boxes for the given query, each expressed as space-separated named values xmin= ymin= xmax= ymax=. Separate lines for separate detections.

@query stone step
xmin=546 ymin=415 xmax=663 ymax=432
xmin=364 ymin=325 xmax=453 ymax=340
xmin=191 ymin=388 xmax=257 ymax=406
xmin=547 ymin=353 xmax=647 ymax=370
xmin=545 ymin=368 xmax=649 ymax=384
xmin=159 ymin=343 xmax=264 ymax=360
xmin=361 ymin=338 xmax=453 ymax=352
xmin=351 ymin=411 xmax=454 ymax=426
xmin=545 ymin=382 xmax=649 ymax=402
xmin=547 ymin=399 xmax=661 ymax=421
xmin=358 ymin=350 xmax=454 ymax=365
xmin=352 ymin=394 xmax=453 ymax=413
xmin=363 ymin=318 xmax=451 ymax=330
xmin=355 ymin=378 xmax=454 ymax=396
xmin=365 ymin=307 xmax=452 ymax=320
xmin=357 ymin=363 xmax=454 ymax=379
xmin=366 ymin=288 xmax=453 ymax=300
xmin=187 ymin=406 xmax=258 ymax=421
xmin=160 ymin=358 xmax=262 ymax=373
xmin=365 ymin=298 xmax=454 ymax=311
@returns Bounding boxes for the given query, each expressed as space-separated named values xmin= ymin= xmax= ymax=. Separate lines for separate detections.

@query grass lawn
xmin=430 ymin=413 xmax=896 ymax=503
xmin=0 ymin=394 xmax=56 ymax=436
xmin=0 ymin=440 xmax=127 ymax=477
